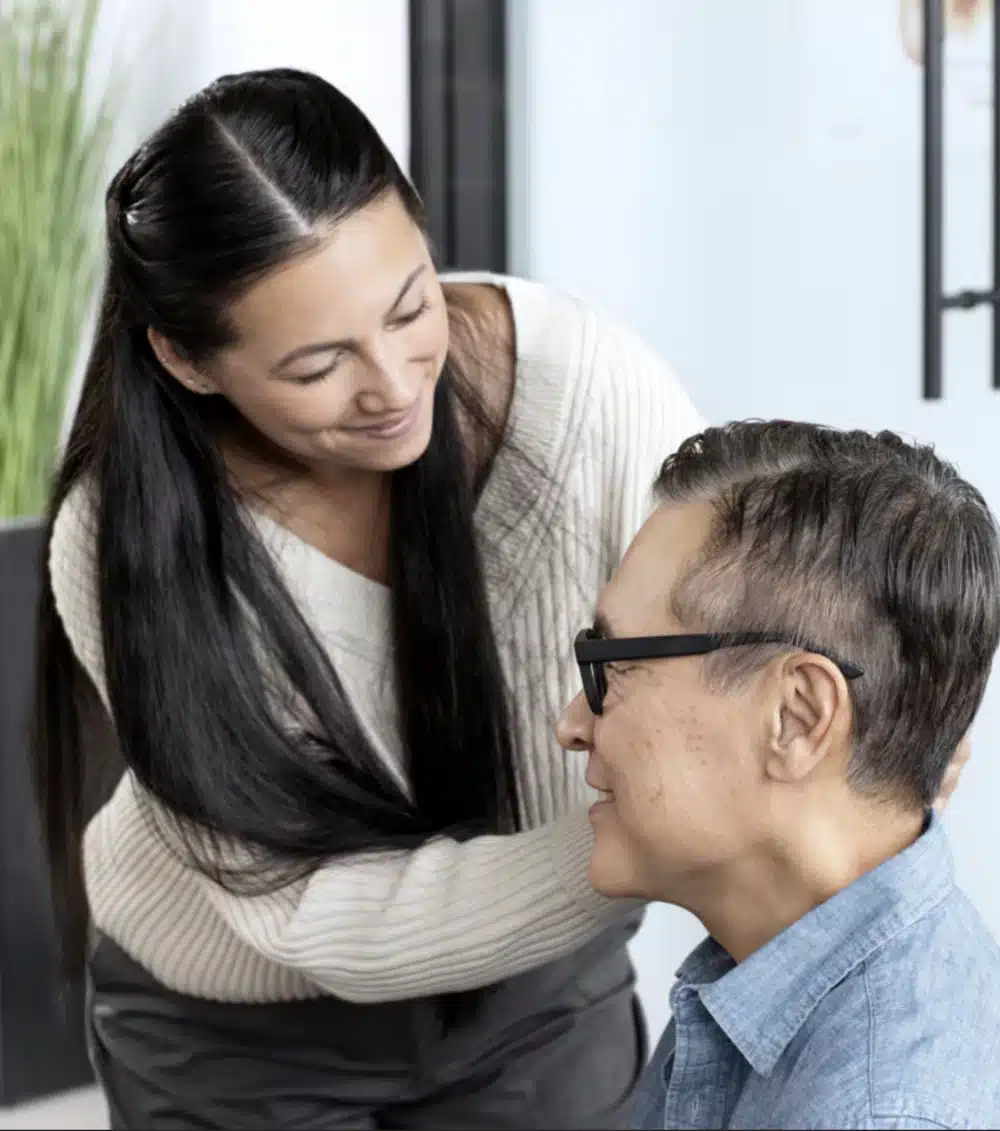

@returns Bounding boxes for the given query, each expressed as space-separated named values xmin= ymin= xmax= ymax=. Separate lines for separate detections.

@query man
xmin=557 ymin=421 xmax=1000 ymax=1130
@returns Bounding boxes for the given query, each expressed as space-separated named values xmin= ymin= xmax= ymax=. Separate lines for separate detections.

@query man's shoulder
xmin=864 ymin=883 xmax=1000 ymax=993
xmin=862 ymin=884 xmax=1000 ymax=1042
xmin=858 ymin=889 xmax=1000 ymax=1127
xmin=774 ymin=889 xmax=1000 ymax=1129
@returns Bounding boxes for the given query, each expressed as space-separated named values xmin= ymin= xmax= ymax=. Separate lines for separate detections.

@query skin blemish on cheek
xmin=663 ymin=702 xmax=708 ymax=754
xmin=639 ymin=728 xmax=669 ymax=804
xmin=686 ymin=732 xmax=708 ymax=755
xmin=638 ymin=732 xmax=663 ymax=761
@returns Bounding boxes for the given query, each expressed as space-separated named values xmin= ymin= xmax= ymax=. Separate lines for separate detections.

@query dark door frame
xmin=921 ymin=0 xmax=1000 ymax=399
xmin=409 ymin=0 xmax=507 ymax=272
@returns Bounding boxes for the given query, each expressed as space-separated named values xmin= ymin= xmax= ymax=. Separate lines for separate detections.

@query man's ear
xmin=764 ymin=653 xmax=852 ymax=785
xmin=147 ymin=328 xmax=217 ymax=395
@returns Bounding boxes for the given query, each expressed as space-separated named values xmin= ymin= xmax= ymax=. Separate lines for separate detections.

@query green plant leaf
xmin=0 ymin=0 xmax=122 ymax=518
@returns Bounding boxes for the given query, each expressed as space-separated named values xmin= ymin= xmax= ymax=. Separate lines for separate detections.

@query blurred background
xmin=1 ymin=0 xmax=997 ymax=1126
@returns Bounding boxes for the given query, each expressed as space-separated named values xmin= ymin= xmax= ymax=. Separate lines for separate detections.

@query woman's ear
xmin=147 ymin=328 xmax=217 ymax=395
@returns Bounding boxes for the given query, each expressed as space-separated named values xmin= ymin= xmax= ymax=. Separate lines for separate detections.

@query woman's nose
xmin=356 ymin=344 xmax=414 ymax=414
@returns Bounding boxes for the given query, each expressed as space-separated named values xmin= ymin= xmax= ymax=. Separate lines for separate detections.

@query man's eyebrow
xmin=593 ymin=610 xmax=616 ymax=639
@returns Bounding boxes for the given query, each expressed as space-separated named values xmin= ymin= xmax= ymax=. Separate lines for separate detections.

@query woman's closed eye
xmin=290 ymin=301 xmax=429 ymax=385
xmin=390 ymin=298 xmax=429 ymax=329
xmin=291 ymin=353 xmax=345 ymax=386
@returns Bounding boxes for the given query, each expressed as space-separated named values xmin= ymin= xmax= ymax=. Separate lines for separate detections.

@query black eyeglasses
xmin=574 ymin=628 xmax=864 ymax=716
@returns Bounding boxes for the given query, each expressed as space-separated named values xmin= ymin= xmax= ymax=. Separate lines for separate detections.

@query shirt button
xmin=672 ymin=986 xmax=696 ymax=1017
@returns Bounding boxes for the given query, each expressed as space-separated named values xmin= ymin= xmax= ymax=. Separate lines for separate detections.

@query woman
xmin=34 ymin=69 xmax=703 ymax=1129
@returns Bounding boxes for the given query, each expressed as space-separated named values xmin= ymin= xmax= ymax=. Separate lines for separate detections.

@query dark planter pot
xmin=0 ymin=518 xmax=92 ymax=1106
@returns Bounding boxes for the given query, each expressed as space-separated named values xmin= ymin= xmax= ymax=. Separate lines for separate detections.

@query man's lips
xmin=586 ymin=763 xmax=614 ymax=799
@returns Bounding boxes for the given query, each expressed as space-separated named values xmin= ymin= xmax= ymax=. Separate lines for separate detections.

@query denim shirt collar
xmin=674 ymin=814 xmax=955 ymax=1077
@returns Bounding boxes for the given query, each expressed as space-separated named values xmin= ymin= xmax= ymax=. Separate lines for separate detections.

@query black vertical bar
xmin=0 ymin=524 xmax=92 ymax=1104
xmin=409 ymin=0 xmax=508 ymax=272
xmin=993 ymin=0 xmax=1000 ymax=388
xmin=489 ymin=3 xmax=508 ymax=270
xmin=442 ymin=0 xmax=457 ymax=261
xmin=924 ymin=0 xmax=945 ymax=400
xmin=409 ymin=0 xmax=452 ymax=263
xmin=447 ymin=0 xmax=507 ymax=271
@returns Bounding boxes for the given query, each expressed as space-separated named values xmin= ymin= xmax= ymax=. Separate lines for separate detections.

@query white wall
xmin=510 ymin=0 xmax=1000 ymax=1044
xmin=89 ymin=0 xmax=408 ymax=168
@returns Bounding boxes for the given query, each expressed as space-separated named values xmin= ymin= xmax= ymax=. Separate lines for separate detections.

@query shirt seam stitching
xmin=871 ymin=1117 xmax=951 ymax=1130
xmin=864 ymin=958 xmax=877 ymax=1122
xmin=865 ymin=960 xmax=958 ymax=1131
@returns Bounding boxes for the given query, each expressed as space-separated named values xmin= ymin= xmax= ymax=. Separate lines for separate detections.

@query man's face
xmin=557 ymin=501 xmax=773 ymax=901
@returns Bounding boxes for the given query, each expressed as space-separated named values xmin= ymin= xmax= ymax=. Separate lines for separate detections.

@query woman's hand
xmin=935 ymin=733 xmax=971 ymax=813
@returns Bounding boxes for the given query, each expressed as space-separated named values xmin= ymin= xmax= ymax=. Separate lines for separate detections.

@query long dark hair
xmin=32 ymin=68 xmax=522 ymax=977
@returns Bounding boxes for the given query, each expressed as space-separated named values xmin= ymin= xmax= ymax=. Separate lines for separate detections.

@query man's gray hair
xmin=655 ymin=421 xmax=1000 ymax=808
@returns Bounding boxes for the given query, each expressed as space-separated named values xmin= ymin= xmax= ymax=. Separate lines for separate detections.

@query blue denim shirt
xmin=632 ymin=816 xmax=1000 ymax=1130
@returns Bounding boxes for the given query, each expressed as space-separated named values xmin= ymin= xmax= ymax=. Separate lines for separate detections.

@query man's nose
xmin=556 ymin=690 xmax=594 ymax=752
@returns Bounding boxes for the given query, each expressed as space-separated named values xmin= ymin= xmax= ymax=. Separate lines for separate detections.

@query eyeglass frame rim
xmin=574 ymin=627 xmax=864 ymax=715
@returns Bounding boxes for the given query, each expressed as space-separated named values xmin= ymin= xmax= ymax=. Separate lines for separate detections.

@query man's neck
xmin=673 ymin=799 xmax=926 ymax=964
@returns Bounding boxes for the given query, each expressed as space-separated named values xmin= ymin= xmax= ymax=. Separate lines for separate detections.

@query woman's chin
xmin=309 ymin=421 xmax=427 ymax=476
xmin=363 ymin=431 xmax=433 ymax=473
xmin=345 ymin=401 xmax=435 ymax=473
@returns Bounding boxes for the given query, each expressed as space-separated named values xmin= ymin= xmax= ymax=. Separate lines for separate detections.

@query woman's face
xmin=164 ymin=191 xmax=450 ymax=476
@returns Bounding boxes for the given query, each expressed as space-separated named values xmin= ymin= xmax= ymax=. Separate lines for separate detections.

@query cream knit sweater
xmin=49 ymin=275 xmax=704 ymax=1004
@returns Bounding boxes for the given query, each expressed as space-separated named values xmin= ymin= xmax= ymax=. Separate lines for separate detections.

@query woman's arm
xmin=83 ymin=769 xmax=621 ymax=1002
xmin=50 ymin=484 xmax=630 ymax=1002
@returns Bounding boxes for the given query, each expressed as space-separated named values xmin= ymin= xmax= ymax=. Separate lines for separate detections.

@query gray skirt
xmin=87 ymin=913 xmax=646 ymax=1130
